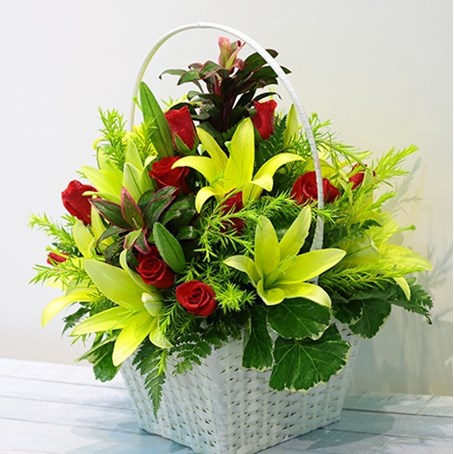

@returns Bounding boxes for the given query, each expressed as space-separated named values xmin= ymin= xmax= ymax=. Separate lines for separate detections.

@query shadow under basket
xmin=120 ymin=327 xmax=360 ymax=454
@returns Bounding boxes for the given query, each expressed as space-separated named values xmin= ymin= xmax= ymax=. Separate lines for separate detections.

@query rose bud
xmin=348 ymin=164 xmax=374 ymax=189
xmin=61 ymin=180 xmax=97 ymax=225
xmin=291 ymin=171 xmax=340 ymax=204
xmin=175 ymin=281 xmax=217 ymax=317
xmin=46 ymin=252 xmax=68 ymax=265
xmin=149 ymin=156 xmax=190 ymax=194
xmin=136 ymin=246 xmax=175 ymax=289
xmin=221 ymin=192 xmax=245 ymax=233
xmin=164 ymin=106 xmax=196 ymax=150
xmin=251 ymin=100 xmax=277 ymax=140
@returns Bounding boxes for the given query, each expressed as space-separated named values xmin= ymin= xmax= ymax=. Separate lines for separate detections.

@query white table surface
xmin=0 ymin=358 xmax=451 ymax=453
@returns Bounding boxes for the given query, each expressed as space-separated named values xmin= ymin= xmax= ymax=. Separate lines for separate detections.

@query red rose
xmin=149 ymin=156 xmax=190 ymax=194
xmin=61 ymin=180 xmax=96 ymax=225
xmin=348 ymin=165 xmax=373 ymax=189
xmin=221 ymin=192 xmax=245 ymax=232
xmin=165 ymin=106 xmax=196 ymax=150
xmin=291 ymin=171 xmax=340 ymax=204
xmin=136 ymin=246 xmax=175 ymax=289
xmin=47 ymin=252 xmax=68 ymax=265
xmin=251 ymin=100 xmax=277 ymax=140
xmin=175 ymin=281 xmax=217 ymax=317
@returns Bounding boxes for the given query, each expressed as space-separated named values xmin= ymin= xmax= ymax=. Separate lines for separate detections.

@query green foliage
xmin=269 ymin=325 xmax=350 ymax=391
xmin=152 ymin=222 xmax=186 ymax=273
xmin=78 ymin=337 xmax=119 ymax=382
xmin=390 ymin=278 xmax=433 ymax=323
xmin=139 ymin=82 xmax=174 ymax=157
xmin=132 ymin=341 xmax=168 ymax=416
xmin=267 ymin=298 xmax=331 ymax=340
xmin=96 ymin=109 xmax=127 ymax=170
xmin=242 ymin=306 xmax=273 ymax=370
xmin=171 ymin=316 xmax=242 ymax=375
xmin=29 ymin=213 xmax=78 ymax=257
xmin=163 ymin=48 xmax=289 ymax=133
xmin=330 ymin=279 xmax=432 ymax=338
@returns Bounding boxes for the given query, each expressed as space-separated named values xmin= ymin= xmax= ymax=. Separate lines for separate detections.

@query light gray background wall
xmin=1 ymin=0 xmax=451 ymax=395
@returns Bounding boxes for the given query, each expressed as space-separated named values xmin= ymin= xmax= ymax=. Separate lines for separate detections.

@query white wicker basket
xmin=120 ymin=22 xmax=360 ymax=454
xmin=121 ymin=326 xmax=359 ymax=454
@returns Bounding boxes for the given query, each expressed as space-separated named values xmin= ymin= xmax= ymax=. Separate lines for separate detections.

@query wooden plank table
xmin=0 ymin=358 xmax=451 ymax=453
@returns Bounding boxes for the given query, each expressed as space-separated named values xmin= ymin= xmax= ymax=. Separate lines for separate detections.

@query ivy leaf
xmin=242 ymin=306 xmax=273 ymax=371
xmin=348 ymin=290 xmax=393 ymax=338
xmin=269 ymin=325 xmax=350 ymax=391
xmin=267 ymin=298 xmax=330 ymax=340
xmin=77 ymin=339 xmax=118 ymax=382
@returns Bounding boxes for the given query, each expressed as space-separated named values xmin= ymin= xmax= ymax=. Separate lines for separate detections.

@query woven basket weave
xmin=121 ymin=326 xmax=359 ymax=454
xmin=121 ymin=22 xmax=360 ymax=454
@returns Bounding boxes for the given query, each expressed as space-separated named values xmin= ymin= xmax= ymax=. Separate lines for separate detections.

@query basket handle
xmin=129 ymin=22 xmax=324 ymax=251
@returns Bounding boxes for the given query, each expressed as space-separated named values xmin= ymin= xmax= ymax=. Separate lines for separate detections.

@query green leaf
xmin=267 ymin=298 xmax=330 ymax=340
xmin=269 ymin=325 xmax=350 ymax=391
xmin=77 ymin=338 xmax=118 ymax=382
xmin=124 ymin=229 xmax=142 ymax=250
xmin=132 ymin=341 xmax=167 ymax=416
xmin=139 ymin=187 xmax=178 ymax=227
xmin=242 ymin=306 xmax=273 ymax=371
xmin=92 ymin=343 xmax=118 ymax=381
xmin=121 ymin=188 xmax=144 ymax=229
xmin=139 ymin=82 xmax=173 ymax=157
xmin=91 ymin=199 xmax=131 ymax=229
xmin=152 ymin=222 xmax=185 ymax=273
xmin=391 ymin=278 xmax=432 ymax=323
xmin=161 ymin=196 xmax=196 ymax=227
xmin=175 ymin=226 xmax=199 ymax=240
xmin=349 ymin=293 xmax=392 ymax=338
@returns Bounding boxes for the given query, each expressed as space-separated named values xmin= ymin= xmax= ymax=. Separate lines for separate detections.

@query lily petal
xmin=255 ymin=216 xmax=280 ymax=279
xmin=281 ymin=249 xmax=346 ymax=283
xmin=281 ymin=282 xmax=332 ymax=307
xmin=257 ymin=280 xmax=285 ymax=306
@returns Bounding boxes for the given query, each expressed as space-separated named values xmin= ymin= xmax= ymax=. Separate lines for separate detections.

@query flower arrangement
xmin=31 ymin=37 xmax=432 ymax=413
